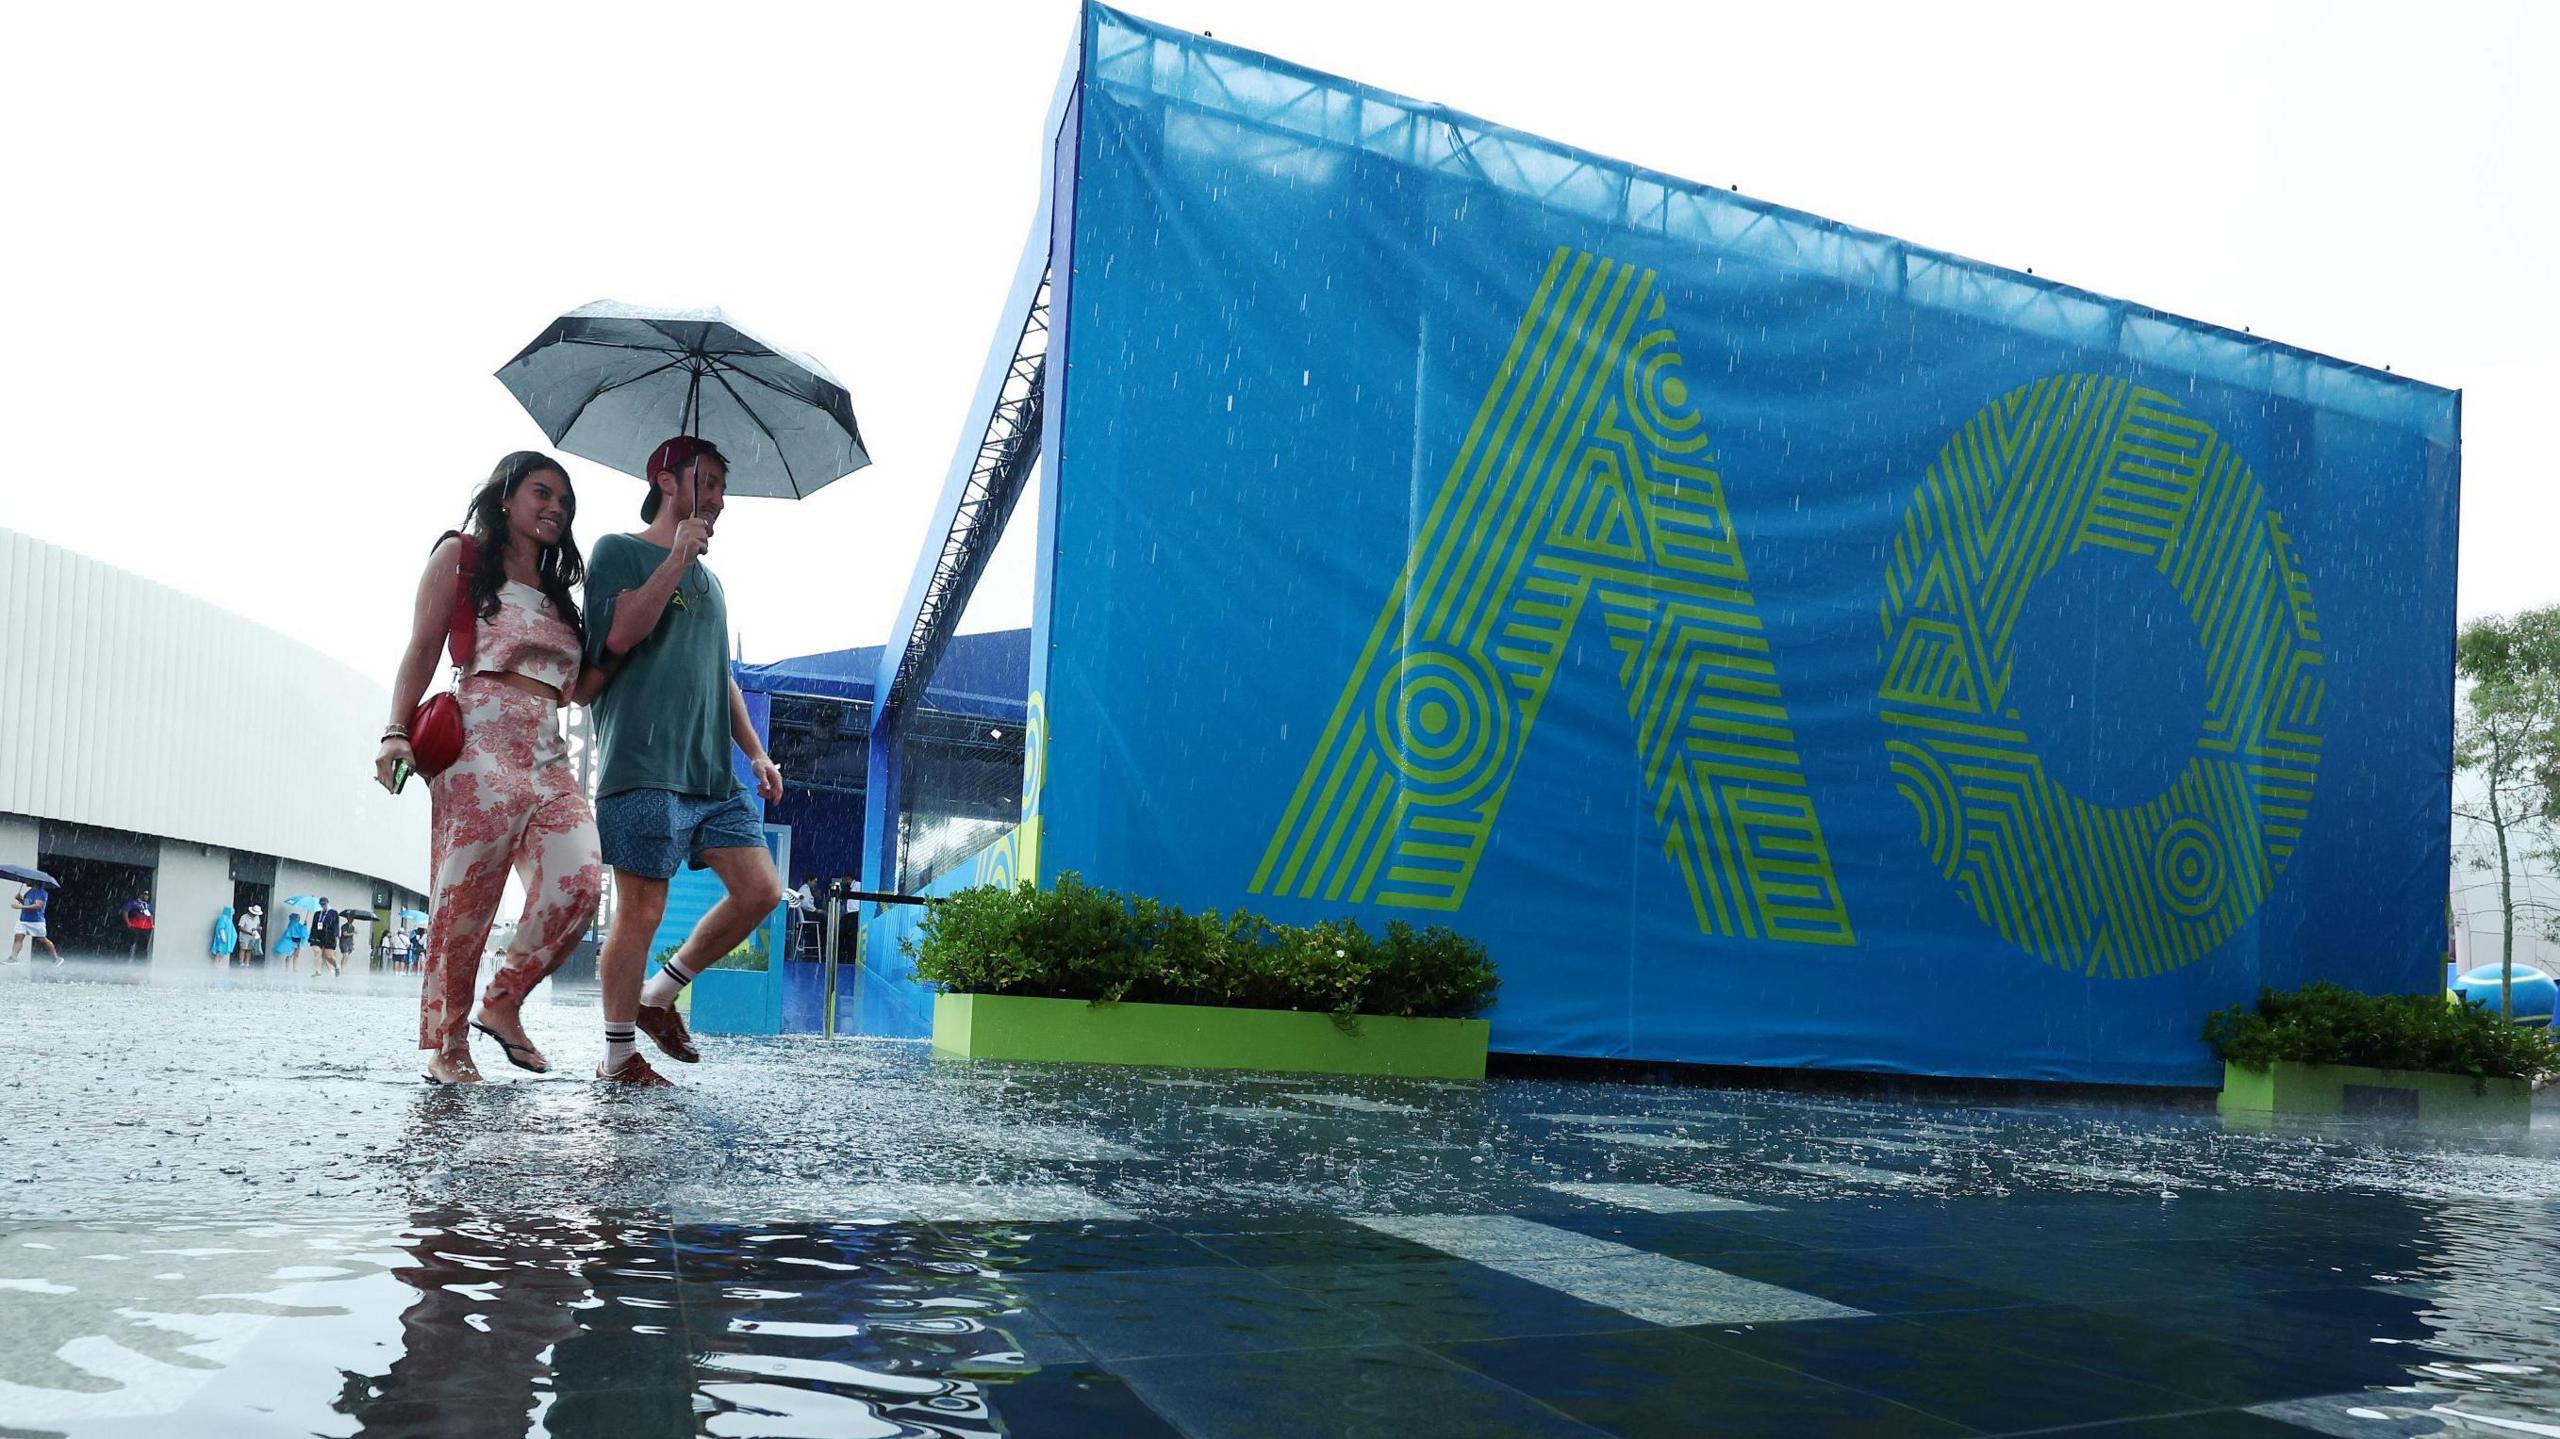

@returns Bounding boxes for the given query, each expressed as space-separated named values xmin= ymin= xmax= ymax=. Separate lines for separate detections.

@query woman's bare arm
xmin=376 ymin=536 xmax=463 ymax=789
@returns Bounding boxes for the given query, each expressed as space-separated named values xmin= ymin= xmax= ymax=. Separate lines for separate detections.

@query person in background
xmin=338 ymin=915 xmax=364 ymax=974
xmin=410 ymin=926 xmax=428 ymax=975
xmin=833 ymin=874 xmax=858 ymax=970
xmin=210 ymin=906 xmax=237 ymax=967
xmin=784 ymin=879 xmax=820 ymax=962
xmin=310 ymin=900 xmax=341 ymax=978
xmin=9 ymin=884 xmax=62 ymax=965
xmin=278 ymin=909 xmax=308 ymax=972
xmin=122 ymin=890 xmax=154 ymax=961
xmin=386 ymin=922 xmax=412 ymax=973
xmin=237 ymin=904 xmax=263 ymax=966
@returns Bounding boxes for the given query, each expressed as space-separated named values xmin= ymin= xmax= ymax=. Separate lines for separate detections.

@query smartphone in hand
xmin=392 ymin=759 xmax=413 ymax=794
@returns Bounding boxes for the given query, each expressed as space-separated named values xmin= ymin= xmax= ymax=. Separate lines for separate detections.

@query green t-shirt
xmin=584 ymin=533 xmax=742 ymax=800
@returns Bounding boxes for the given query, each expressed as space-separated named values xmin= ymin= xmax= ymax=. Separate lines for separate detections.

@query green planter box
xmin=2217 ymin=1060 xmax=2533 ymax=1124
xmin=931 ymin=992 xmax=1490 ymax=1080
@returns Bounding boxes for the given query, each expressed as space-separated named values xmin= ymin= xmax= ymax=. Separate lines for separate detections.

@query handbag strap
xmin=446 ymin=535 xmax=480 ymax=671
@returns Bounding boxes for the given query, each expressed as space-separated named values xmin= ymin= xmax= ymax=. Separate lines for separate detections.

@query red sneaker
xmin=596 ymin=1053 xmax=674 ymax=1088
xmin=634 ymin=1003 xmax=700 ymax=1063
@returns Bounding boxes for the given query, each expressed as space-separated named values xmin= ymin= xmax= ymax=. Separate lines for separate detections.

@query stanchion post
xmin=821 ymin=882 xmax=844 ymax=1040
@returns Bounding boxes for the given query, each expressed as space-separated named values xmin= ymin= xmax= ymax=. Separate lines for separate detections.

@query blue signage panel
xmin=1027 ymin=6 xmax=2458 ymax=1084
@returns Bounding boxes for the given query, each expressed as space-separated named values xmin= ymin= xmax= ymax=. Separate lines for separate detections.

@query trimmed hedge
xmin=907 ymin=873 xmax=1497 ymax=1024
xmin=2203 ymin=981 xmax=2559 ymax=1082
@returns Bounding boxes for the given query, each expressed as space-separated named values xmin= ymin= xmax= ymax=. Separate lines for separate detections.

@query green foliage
xmin=907 ymin=873 xmax=1498 ymax=1023
xmin=2452 ymin=606 xmax=2560 ymax=979
xmin=2455 ymin=606 xmax=2560 ymax=696
xmin=2203 ymin=981 xmax=2560 ymax=1082
xmin=654 ymin=931 xmax=769 ymax=974
xmin=2454 ymin=606 xmax=2560 ymax=827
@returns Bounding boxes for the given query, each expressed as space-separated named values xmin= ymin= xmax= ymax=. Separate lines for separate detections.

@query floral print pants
xmin=421 ymin=678 xmax=603 ymax=1052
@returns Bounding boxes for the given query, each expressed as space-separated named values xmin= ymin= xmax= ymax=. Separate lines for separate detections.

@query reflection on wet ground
xmin=1 ymin=965 xmax=2556 ymax=1436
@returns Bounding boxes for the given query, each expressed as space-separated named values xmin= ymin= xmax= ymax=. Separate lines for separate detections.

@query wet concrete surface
xmin=1 ymin=962 xmax=2556 ymax=1436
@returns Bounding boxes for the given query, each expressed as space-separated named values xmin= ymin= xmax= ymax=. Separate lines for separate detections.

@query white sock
xmin=638 ymin=955 xmax=698 ymax=1010
xmin=604 ymin=1022 xmax=637 ymax=1071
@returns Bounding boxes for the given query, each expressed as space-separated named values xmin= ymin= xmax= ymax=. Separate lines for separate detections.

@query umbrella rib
xmin=726 ymin=364 xmax=866 ymax=454
xmin=552 ymin=356 xmax=694 ymax=443
xmin=557 ymin=337 xmax=762 ymax=361
xmin=552 ymin=337 xmax=688 ymax=357
xmin=709 ymin=368 xmax=803 ymax=496
xmin=641 ymin=317 xmax=746 ymax=360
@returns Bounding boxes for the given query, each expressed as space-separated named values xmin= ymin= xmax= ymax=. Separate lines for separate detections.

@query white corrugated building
xmin=1 ymin=528 xmax=431 ymax=960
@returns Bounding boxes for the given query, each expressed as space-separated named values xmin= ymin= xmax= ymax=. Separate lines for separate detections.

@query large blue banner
xmin=1028 ymin=5 xmax=2460 ymax=1084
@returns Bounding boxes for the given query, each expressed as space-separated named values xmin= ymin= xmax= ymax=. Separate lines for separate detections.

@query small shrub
xmin=2203 ymin=981 xmax=2560 ymax=1082
xmin=656 ymin=933 xmax=769 ymax=973
xmin=907 ymin=873 xmax=1499 ymax=1020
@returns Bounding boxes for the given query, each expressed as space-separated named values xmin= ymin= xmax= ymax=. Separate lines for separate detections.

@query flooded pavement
xmin=2 ymin=963 xmax=2557 ymax=1436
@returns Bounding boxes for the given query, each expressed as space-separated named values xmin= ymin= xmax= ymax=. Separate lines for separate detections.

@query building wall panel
xmin=0 ymin=529 xmax=429 ymax=893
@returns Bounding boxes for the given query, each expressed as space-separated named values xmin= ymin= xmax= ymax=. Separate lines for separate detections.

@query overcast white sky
xmin=7 ymin=0 xmax=2552 ymax=968
xmin=5 ymin=1 xmax=2551 ymax=676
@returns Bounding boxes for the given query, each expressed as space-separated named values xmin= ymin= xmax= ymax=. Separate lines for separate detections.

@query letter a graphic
xmin=1251 ymin=247 xmax=1854 ymax=946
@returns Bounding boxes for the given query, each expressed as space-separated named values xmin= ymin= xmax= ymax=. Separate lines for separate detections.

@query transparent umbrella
xmin=495 ymin=301 xmax=869 ymax=500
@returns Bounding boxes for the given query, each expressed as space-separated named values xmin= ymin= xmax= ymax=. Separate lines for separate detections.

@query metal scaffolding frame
xmin=880 ymin=266 xmax=1052 ymax=732
xmin=1085 ymin=4 xmax=2440 ymax=428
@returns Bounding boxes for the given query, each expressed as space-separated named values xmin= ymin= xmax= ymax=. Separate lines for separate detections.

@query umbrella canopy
xmin=338 ymin=909 xmax=379 ymax=922
xmin=496 ymin=302 xmax=869 ymax=500
xmin=283 ymin=895 xmax=322 ymax=910
xmin=1 ymin=864 xmax=60 ymax=888
xmin=398 ymin=909 xmax=429 ymax=926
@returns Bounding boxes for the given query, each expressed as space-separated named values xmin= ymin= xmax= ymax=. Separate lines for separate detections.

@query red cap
xmin=646 ymin=435 xmax=724 ymax=481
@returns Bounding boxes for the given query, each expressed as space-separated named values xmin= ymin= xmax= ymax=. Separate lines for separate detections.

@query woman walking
xmin=210 ymin=906 xmax=237 ymax=967
xmin=375 ymin=452 xmax=609 ymax=1085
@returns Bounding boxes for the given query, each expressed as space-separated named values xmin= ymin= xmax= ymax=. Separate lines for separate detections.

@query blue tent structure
xmin=792 ymin=6 xmax=2461 ymax=1086
xmin=680 ymin=631 xmax=1031 ymax=1036
xmin=737 ymin=627 xmax=1034 ymax=894
xmin=736 ymin=628 xmax=1033 ymax=717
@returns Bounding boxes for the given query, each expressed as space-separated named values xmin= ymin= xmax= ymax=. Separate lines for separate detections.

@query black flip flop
xmin=470 ymin=1021 xmax=551 ymax=1074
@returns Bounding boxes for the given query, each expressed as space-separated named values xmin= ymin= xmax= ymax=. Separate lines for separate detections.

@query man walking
xmin=10 ymin=884 xmax=62 ymax=965
xmin=583 ymin=436 xmax=785 ymax=1087
xmin=237 ymin=904 xmax=263 ymax=966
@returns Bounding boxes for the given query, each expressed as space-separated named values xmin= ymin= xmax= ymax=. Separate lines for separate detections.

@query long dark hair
xmin=441 ymin=451 xmax=586 ymax=643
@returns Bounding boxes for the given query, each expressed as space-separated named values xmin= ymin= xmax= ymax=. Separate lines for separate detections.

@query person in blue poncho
xmin=277 ymin=911 xmax=309 ymax=970
xmin=210 ymin=906 xmax=237 ymax=967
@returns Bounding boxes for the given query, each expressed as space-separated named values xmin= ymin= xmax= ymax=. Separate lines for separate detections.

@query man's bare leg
xmin=596 ymin=870 xmax=667 ymax=1079
xmin=662 ymin=846 xmax=784 ymax=979
xmin=631 ymin=846 xmax=782 ymax=1062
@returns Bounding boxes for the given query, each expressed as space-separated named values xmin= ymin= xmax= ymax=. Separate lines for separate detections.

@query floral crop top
xmin=471 ymin=582 xmax=580 ymax=695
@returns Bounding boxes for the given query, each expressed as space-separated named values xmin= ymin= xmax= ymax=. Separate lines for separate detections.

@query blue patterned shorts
xmin=596 ymin=788 xmax=763 ymax=880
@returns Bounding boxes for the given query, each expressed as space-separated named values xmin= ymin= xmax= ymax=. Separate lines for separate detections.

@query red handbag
xmin=407 ymin=537 xmax=480 ymax=779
